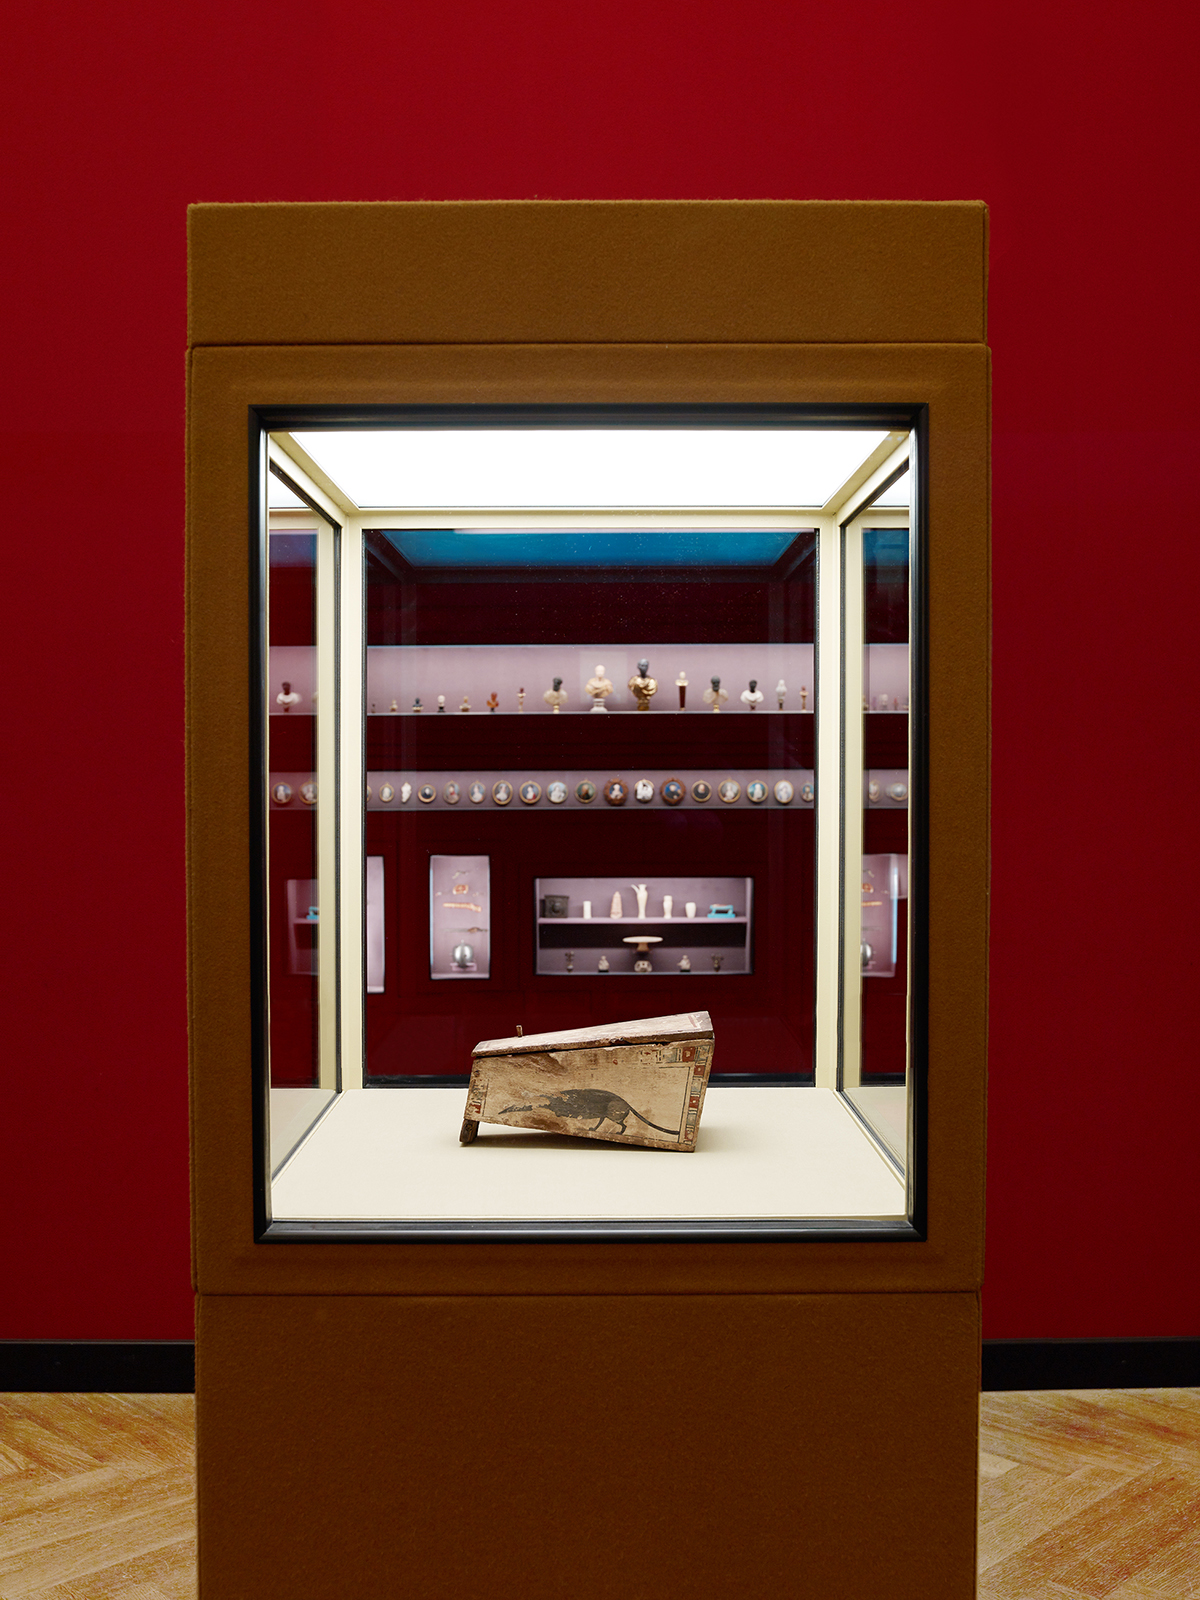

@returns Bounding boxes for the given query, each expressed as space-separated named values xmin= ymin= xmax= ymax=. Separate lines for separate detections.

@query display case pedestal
xmin=197 ymin=1291 xmax=980 ymax=1599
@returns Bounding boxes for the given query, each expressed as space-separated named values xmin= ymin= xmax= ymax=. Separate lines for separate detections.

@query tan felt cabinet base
xmin=197 ymin=1291 xmax=980 ymax=1600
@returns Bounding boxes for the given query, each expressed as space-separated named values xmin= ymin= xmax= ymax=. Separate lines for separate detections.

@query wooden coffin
xmin=460 ymin=1011 xmax=714 ymax=1151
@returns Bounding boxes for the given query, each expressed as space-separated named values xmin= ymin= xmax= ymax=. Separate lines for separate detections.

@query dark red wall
xmin=4 ymin=0 xmax=1196 ymax=1338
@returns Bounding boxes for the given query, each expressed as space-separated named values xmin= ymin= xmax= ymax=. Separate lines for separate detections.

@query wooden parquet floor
xmin=0 ymin=1394 xmax=195 ymax=1599
xmin=0 ymin=1388 xmax=1196 ymax=1597
xmin=979 ymin=1389 xmax=1200 ymax=1599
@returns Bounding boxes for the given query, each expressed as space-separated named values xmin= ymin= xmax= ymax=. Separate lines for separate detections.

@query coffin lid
xmin=472 ymin=1011 xmax=713 ymax=1059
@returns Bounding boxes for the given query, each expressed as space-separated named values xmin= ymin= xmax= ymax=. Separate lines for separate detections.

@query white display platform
xmin=270 ymin=1085 xmax=906 ymax=1222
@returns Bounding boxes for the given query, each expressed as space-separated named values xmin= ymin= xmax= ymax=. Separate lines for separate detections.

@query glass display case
xmin=257 ymin=409 xmax=918 ymax=1234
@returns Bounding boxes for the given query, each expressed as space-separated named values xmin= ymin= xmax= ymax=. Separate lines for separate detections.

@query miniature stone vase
xmin=632 ymin=883 xmax=649 ymax=919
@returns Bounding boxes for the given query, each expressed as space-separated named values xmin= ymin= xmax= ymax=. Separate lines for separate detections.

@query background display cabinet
xmin=257 ymin=412 xmax=922 ymax=1229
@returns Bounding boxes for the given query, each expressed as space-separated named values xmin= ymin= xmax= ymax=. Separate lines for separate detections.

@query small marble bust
xmin=486 ymin=692 xmax=499 ymax=712
xmin=628 ymin=658 xmax=658 ymax=711
xmin=703 ymin=676 xmax=728 ymax=713
xmin=740 ymin=678 xmax=764 ymax=710
xmin=585 ymin=664 xmax=614 ymax=712
xmin=276 ymin=680 xmax=302 ymax=712
xmin=775 ymin=678 xmax=787 ymax=710
xmin=543 ymin=676 xmax=568 ymax=713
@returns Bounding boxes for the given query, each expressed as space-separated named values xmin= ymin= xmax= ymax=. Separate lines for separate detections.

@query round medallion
xmin=468 ymin=781 xmax=486 ymax=804
xmin=747 ymin=780 xmax=768 ymax=804
xmin=300 ymin=781 xmax=318 ymax=806
xmin=378 ymin=783 xmax=395 ymax=804
xmin=691 ymin=780 xmax=712 ymax=803
xmin=444 ymin=781 xmax=461 ymax=804
xmin=365 ymin=784 xmax=372 ymax=801
xmin=575 ymin=780 xmax=596 ymax=803
xmin=519 ymin=780 xmax=542 ymax=805
xmin=718 ymin=779 xmax=741 ymax=804
xmin=634 ymin=778 xmax=655 ymax=803
xmin=271 ymin=782 xmax=292 ymax=805
xmin=661 ymin=779 xmax=685 ymax=806
xmin=773 ymin=779 xmax=794 ymax=805
xmin=492 ymin=780 xmax=513 ymax=806
xmin=799 ymin=782 xmax=815 ymax=804
xmin=867 ymin=780 xmax=880 ymax=804
xmin=887 ymin=781 xmax=908 ymax=802
xmin=418 ymin=783 xmax=437 ymax=804
xmin=547 ymin=780 xmax=568 ymax=804
xmin=603 ymin=778 xmax=628 ymax=806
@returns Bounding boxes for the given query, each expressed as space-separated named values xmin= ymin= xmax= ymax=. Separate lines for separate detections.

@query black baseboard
xmin=982 ymin=1338 xmax=1200 ymax=1391
xmin=0 ymin=1341 xmax=195 ymax=1393
xmin=2 ymin=1337 xmax=1196 ymax=1395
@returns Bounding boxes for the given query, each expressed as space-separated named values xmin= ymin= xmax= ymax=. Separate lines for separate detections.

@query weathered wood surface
xmin=471 ymin=1010 xmax=712 ymax=1058
xmin=462 ymin=1011 xmax=714 ymax=1150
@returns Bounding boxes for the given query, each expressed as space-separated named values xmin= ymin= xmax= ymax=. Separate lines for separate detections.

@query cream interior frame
xmin=263 ymin=417 xmax=918 ymax=1202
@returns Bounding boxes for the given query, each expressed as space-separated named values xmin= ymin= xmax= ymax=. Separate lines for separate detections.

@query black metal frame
xmin=249 ymin=401 xmax=930 ymax=1244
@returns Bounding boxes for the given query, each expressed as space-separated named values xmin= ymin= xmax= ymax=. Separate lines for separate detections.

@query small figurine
xmin=740 ymin=678 xmax=764 ymax=711
xmin=800 ymin=685 xmax=809 ymax=711
xmin=437 ymin=695 xmax=446 ymax=712
xmin=543 ymin=676 xmax=569 ymax=714
xmin=400 ymin=782 xmax=412 ymax=803
xmin=517 ymin=687 xmax=526 ymax=713
xmin=598 ymin=955 xmax=610 ymax=972
xmin=711 ymin=954 xmax=724 ymax=973
xmin=632 ymin=883 xmax=650 ymax=920
xmin=460 ymin=696 xmax=471 ymax=713
xmin=703 ymin=676 xmax=728 ymax=713
xmin=276 ymin=680 xmax=301 ymax=712
xmin=390 ymin=699 xmax=398 ymax=713
xmin=585 ymin=664 xmax=614 ymax=712
xmin=412 ymin=698 xmax=423 ymax=713
xmin=610 ymin=890 xmax=623 ymax=919
xmin=877 ymin=693 xmax=889 ymax=712
xmin=675 ymin=670 xmax=688 ymax=709
xmin=627 ymin=658 xmax=658 ymax=712
xmin=486 ymin=692 xmax=499 ymax=713
xmin=775 ymin=679 xmax=787 ymax=710
xmin=565 ymin=950 xmax=574 ymax=973
xmin=678 ymin=955 xmax=692 ymax=973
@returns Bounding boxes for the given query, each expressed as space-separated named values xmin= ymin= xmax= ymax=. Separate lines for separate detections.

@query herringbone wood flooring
xmin=0 ymin=1389 xmax=1196 ymax=1597
xmin=978 ymin=1389 xmax=1200 ymax=1598
xmin=0 ymin=1394 xmax=195 ymax=1599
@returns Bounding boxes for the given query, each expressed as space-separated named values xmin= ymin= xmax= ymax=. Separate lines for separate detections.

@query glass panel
xmin=843 ymin=504 xmax=911 ymax=1165
xmin=261 ymin=418 xmax=917 ymax=1232
xmin=265 ymin=483 xmax=337 ymax=1172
